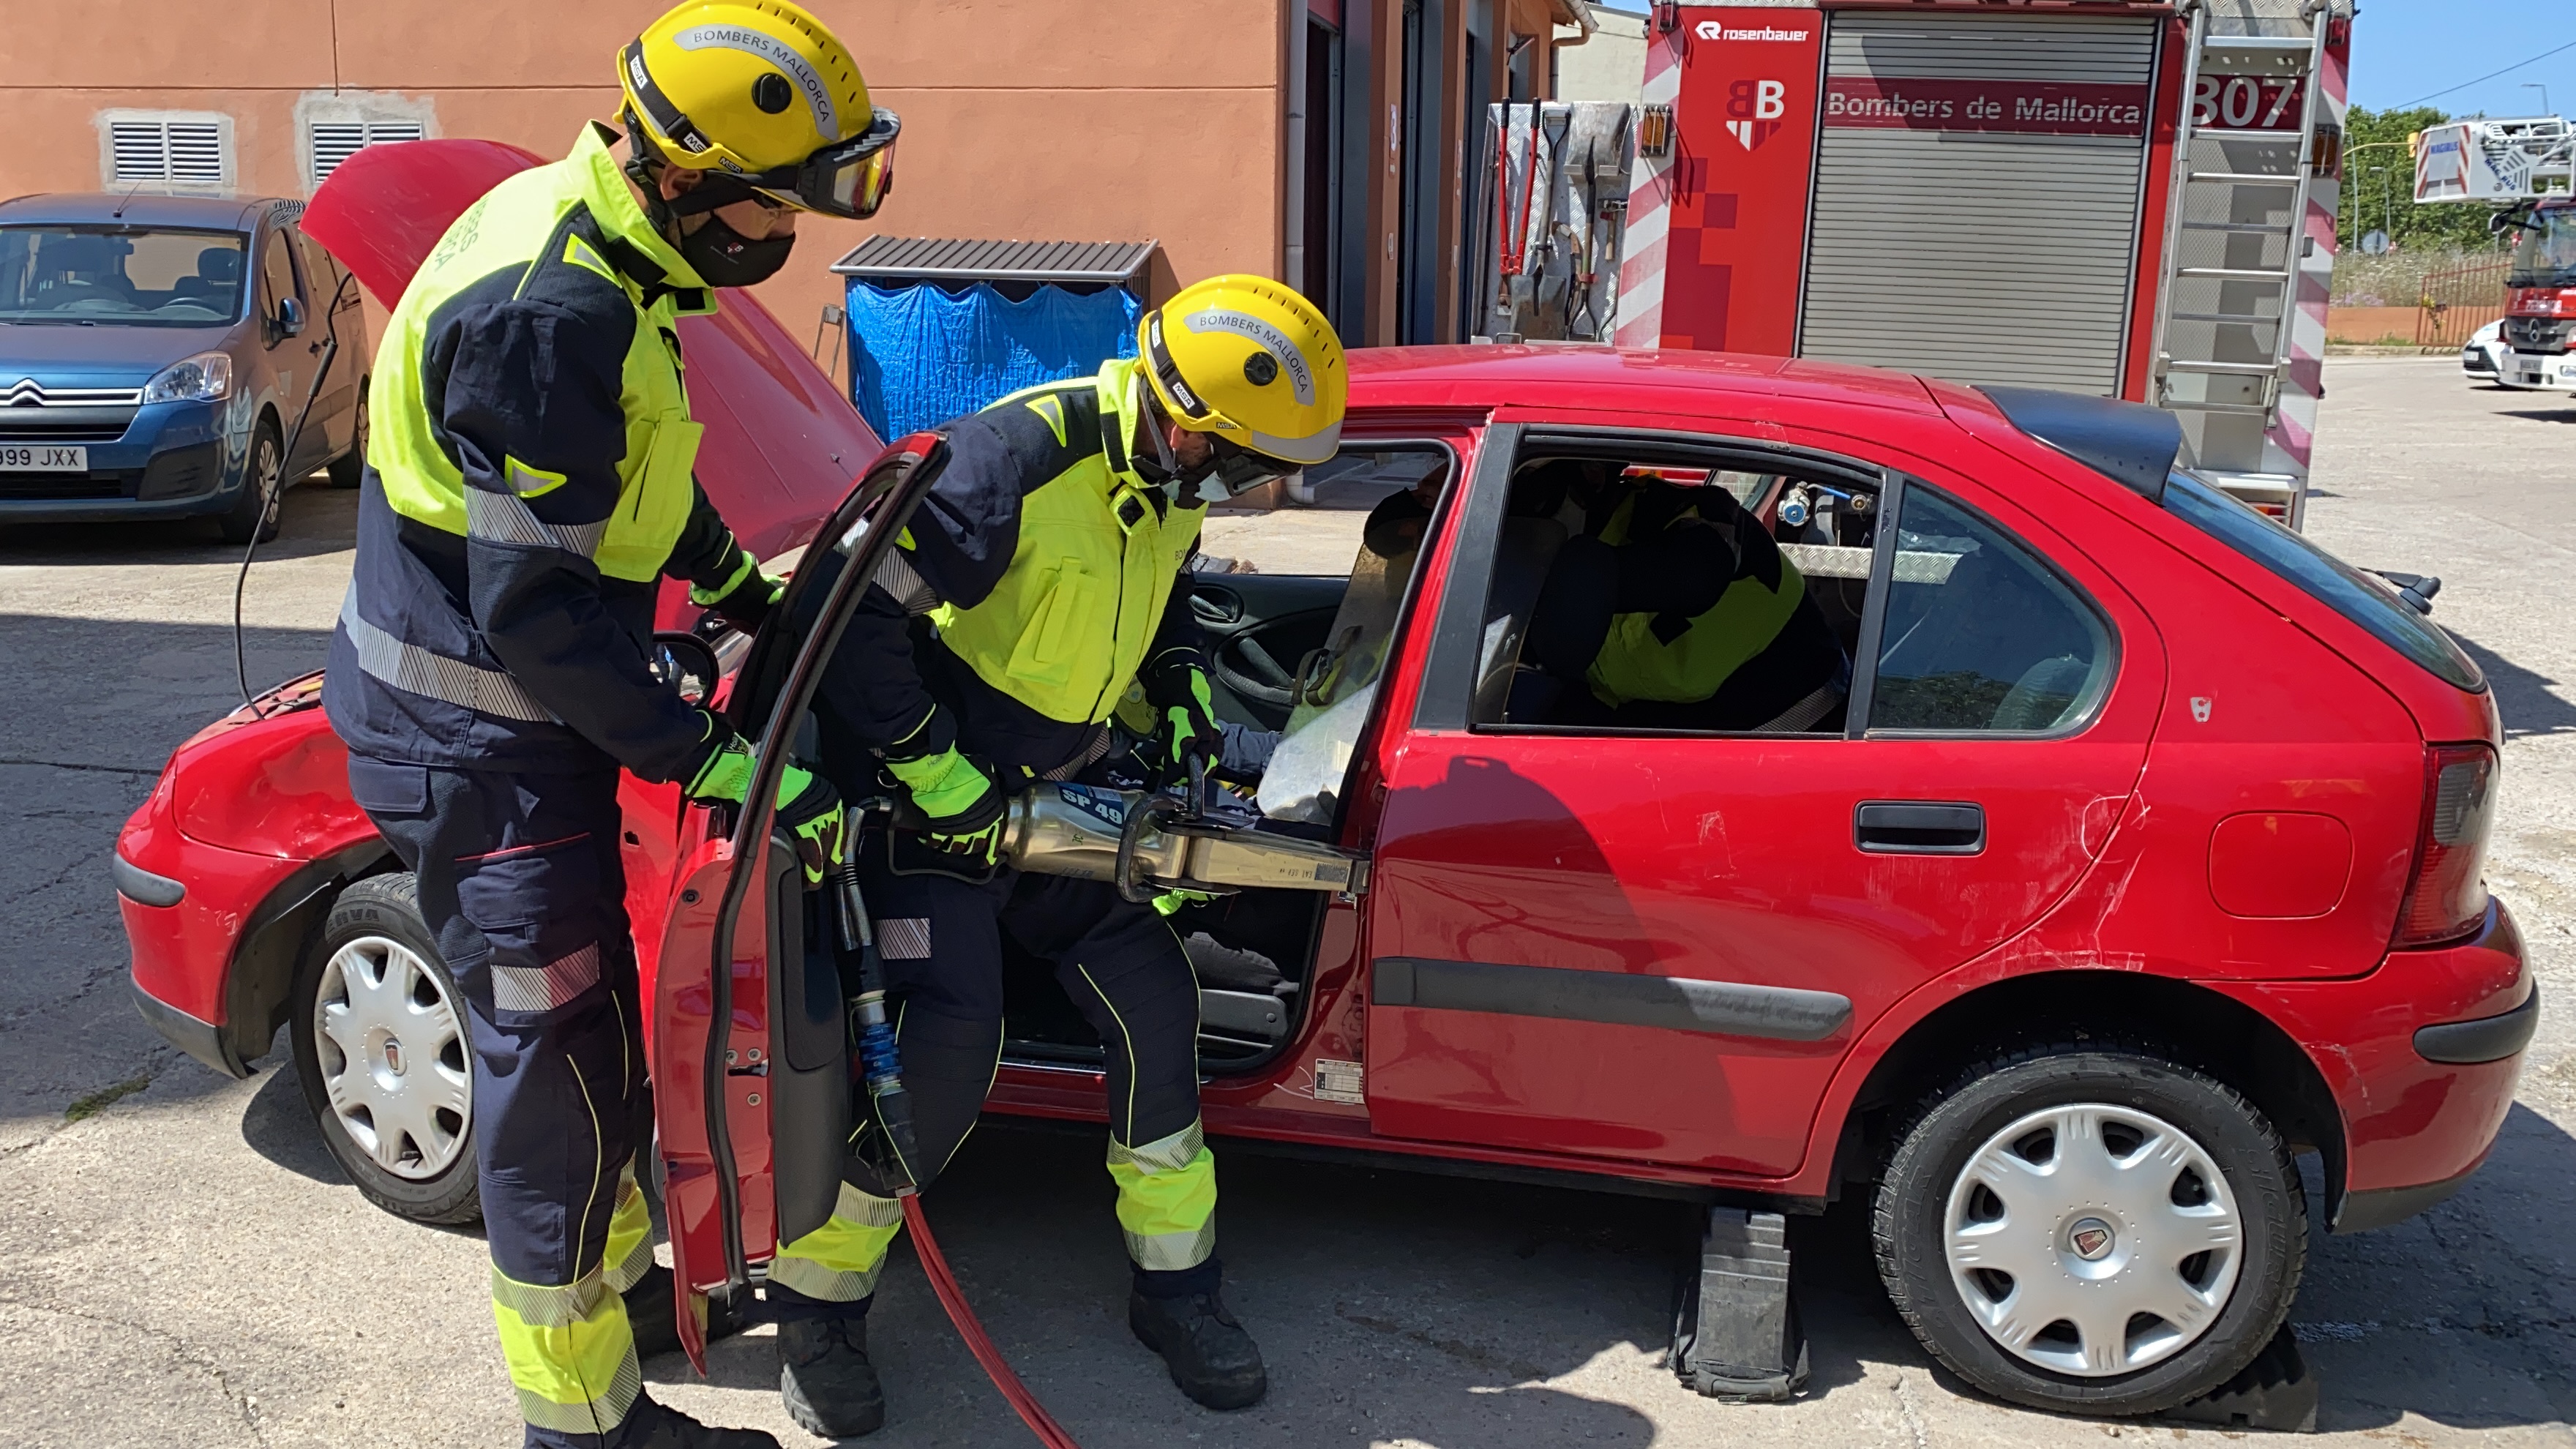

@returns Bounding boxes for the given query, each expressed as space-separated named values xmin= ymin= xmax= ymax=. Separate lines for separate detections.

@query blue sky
xmin=2350 ymin=1 xmax=2576 ymax=118
xmin=1581 ymin=2 xmax=2576 ymax=120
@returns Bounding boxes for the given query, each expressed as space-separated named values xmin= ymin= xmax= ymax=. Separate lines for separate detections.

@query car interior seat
xmin=176 ymin=247 xmax=242 ymax=302
xmin=32 ymin=235 xmax=137 ymax=308
xmin=1471 ymin=461 xmax=1591 ymax=722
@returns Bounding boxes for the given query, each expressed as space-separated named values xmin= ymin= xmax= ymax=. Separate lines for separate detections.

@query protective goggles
xmin=1205 ymin=435 xmax=1300 ymax=495
xmin=740 ymin=108 xmax=901 ymax=220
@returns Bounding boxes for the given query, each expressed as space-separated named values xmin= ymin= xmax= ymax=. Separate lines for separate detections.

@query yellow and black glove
xmin=690 ymin=546 xmax=787 ymax=632
xmin=681 ymin=716 xmax=846 ymax=885
xmin=885 ymin=744 xmax=1007 ymax=864
xmin=1145 ymin=653 xmax=1224 ymax=772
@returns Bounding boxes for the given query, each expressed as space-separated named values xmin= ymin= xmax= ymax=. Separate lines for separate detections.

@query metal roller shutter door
xmin=1800 ymin=14 xmax=2160 ymax=393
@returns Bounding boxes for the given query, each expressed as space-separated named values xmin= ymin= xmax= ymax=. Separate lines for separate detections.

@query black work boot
xmin=780 ymin=1313 xmax=887 ymax=1438
xmin=625 ymin=1264 xmax=741 ymax=1360
xmin=617 ymin=1393 xmax=782 ymax=1448
xmin=1130 ymin=1285 xmax=1268 ymax=1410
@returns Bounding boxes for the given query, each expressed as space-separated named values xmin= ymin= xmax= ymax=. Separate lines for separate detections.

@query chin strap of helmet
xmin=619 ymin=110 xmax=684 ymax=240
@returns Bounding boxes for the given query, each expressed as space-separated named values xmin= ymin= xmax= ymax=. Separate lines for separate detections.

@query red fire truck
xmin=1604 ymin=0 xmax=2351 ymax=525
xmin=2412 ymin=116 xmax=2576 ymax=389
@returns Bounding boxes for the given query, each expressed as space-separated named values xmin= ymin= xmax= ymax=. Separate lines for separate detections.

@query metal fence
xmin=2416 ymin=260 xmax=2510 ymax=348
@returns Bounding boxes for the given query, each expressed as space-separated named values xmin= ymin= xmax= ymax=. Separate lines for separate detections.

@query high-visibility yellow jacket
xmin=809 ymin=357 xmax=1208 ymax=774
xmin=324 ymin=124 xmax=754 ymax=779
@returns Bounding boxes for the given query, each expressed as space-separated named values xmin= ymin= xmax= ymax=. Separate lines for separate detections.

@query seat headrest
xmin=48 ymin=233 xmax=124 ymax=272
xmin=196 ymin=247 xmax=242 ymax=282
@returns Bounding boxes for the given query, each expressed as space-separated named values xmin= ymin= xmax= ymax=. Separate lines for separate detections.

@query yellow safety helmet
xmin=618 ymin=0 xmax=899 ymax=219
xmin=1138 ymin=276 xmax=1347 ymax=485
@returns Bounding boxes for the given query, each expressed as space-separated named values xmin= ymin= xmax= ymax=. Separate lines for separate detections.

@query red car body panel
xmin=121 ymin=311 xmax=2528 ymax=1328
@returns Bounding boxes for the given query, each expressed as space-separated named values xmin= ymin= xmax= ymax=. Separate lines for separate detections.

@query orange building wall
xmin=0 ymin=0 xmax=1293 ymax=380
xmin=1 ymin=0 xmax=1578 ymax=365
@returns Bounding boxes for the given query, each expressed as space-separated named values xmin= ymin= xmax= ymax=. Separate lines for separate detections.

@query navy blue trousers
xmin=348 ymin=757 xmax=662 ymax=1449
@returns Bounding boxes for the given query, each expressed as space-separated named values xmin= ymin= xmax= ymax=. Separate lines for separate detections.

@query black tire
xmin=326 ymin=385 xmax=368 ymax=488
xmin=291 ymin=873 xmax=482 ymax=1226
xmin=1872 ymin=1045 xmax=2304 ymax=1416
xmin=216 ymin=419 xmax=284 ymax=544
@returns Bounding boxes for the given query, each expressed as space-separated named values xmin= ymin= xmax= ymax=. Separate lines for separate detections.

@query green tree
xmin=2340 ymin=105 xmax=2513 ymax=252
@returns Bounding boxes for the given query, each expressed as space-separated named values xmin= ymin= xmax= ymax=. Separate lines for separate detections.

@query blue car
xmin=0 ymin=192 xmax=370 ymax=542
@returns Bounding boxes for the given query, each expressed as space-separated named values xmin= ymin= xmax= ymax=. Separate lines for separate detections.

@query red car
xmin=119 ymin=145 xmax=2534 ymax=1422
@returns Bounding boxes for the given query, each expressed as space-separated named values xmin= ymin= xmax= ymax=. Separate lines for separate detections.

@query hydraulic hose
xmin=902 ymin=1194 xmax=1083 ymax=1448
xmin=832 ymin=849 xmax=1081 ymax=1448
xmin=233 ymin=270 xmax=357 ymax=708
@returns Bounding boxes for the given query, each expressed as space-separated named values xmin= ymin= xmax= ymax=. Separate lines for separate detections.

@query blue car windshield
xmin=0 ymin=226 xmax=247 ymax=326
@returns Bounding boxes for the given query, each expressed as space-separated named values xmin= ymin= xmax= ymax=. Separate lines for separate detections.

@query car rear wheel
xmin=326 ymin=386 xmax=368 ymax=489
xmin=291 ymin=872 xmax=481 ymax=1225
xmin=1873 ymin=1046 xmax=2303 ymax=1416
xmin=216 ymin=419 xmax=284 ymax=545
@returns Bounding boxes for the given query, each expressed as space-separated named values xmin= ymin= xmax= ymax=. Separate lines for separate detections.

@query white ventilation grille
xmin=108 ymin=117 xmax=229 ymax=187
xmin=310 ymin=120 xmax=426 ymax=187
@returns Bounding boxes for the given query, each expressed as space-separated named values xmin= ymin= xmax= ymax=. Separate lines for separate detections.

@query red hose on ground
xmin=900 ymin=1194 xmax=1083 ymax=1448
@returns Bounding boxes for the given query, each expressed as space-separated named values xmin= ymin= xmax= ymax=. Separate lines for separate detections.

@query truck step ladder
xmin=2149 ymin=1 xmax=2348 ymax=527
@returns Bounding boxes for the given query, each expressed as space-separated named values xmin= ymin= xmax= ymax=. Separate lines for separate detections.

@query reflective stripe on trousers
xmin=605 ymin=1164 xmax=654 ymax=1295
xmin=491 ymin=1265 xmax=643 ymax=1434
xmin=769 ymin=1181 xmax=907 ymax=1303
xmin=1107 ymin=1118 xmax=1218 ymax=1271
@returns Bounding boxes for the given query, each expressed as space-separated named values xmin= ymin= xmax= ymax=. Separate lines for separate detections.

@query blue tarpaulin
xmin=844 ymin=280 xmax=1142 ymax=441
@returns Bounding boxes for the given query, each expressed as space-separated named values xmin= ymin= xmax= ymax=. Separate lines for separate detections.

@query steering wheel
xmin=1214 ymin=633 xmax=1301 ymax=708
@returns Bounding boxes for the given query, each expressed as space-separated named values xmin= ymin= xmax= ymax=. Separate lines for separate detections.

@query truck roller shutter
xmin=1800 ymin=13 xmax=2160 ymax=393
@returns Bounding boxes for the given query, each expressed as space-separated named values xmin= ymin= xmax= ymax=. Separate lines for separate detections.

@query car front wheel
xmin=1873 ymin=1046 xmax=2304 ymax=1415
xmin=326 ymin=385 xmax=368 ymax=489
xmin=291 ymin=872 xmax=482 ymax=1225
xmin=216 ymin=420 xmax=284 ymax=545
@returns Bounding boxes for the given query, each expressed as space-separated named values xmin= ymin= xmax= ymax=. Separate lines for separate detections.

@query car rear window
xmin=2164 ymin=469 xmax=2482 ymax=692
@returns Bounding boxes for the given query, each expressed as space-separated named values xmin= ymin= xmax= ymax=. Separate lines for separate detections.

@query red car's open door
xmin=651 ymin=433 xmax=950 ymax=1368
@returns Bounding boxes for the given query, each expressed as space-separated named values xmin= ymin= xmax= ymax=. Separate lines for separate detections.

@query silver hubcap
xmin=1944 ymin=1103 xmax=2243 ymax=1377
xmin=315 ymin=935 xmax=471 ymax=1180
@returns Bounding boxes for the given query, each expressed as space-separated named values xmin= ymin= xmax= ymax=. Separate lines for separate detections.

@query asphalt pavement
xmin=1 ymin=358 xmax=2571 ymax=1447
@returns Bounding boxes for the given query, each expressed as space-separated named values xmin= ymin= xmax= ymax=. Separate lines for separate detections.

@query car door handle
xmin=1854 ymin=801 xmax=1985 ymax=855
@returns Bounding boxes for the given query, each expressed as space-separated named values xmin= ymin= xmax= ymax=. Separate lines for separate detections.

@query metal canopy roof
xmin=828 ymin=236 xmax=1158 ymax=286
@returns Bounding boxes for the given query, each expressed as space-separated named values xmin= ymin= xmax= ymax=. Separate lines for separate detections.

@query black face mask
xmin=681 ymin=211 xmax=795 ymax=288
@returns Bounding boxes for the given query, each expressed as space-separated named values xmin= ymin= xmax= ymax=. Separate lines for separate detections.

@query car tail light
xmin=2394 ymin=742 xmax=2497 ymax=948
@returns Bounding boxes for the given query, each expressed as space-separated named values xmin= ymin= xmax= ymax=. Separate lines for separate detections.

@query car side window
xmin=1459 ymin=443 xmax=1876 ymax=737
xmin=258 ymin=228 xmax=300 ymax=324
xmin=1868 ymin=484 xmax=2112 ymax=734
xmin=296 ymin=231 xmax=349 ymax=312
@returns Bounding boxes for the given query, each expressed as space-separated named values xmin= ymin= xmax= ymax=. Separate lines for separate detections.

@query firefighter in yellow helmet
xmin=757 ymin=277 xmax=1346 ymax=1431
xmin=321 ymin=5 xmax=895 ymax=1447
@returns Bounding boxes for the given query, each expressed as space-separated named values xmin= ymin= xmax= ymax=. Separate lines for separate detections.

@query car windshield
xmin=2506 ymin=206 xmax=2576 ymax=289
xmin=0 ymin=226 xmax=247 ymax=326
xmin=2165 ymin=469 xmax=2483 ymax=692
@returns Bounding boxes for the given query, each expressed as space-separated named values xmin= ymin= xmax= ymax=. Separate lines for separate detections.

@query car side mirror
xmin=277 ymin=296 xmax=305 ymax=338
xmin=651 ymin=630 xmax=723 ymax=707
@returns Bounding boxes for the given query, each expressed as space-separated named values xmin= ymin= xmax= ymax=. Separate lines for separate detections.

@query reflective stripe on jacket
xmin=323 ymin=123 xmax=751 ymax=778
